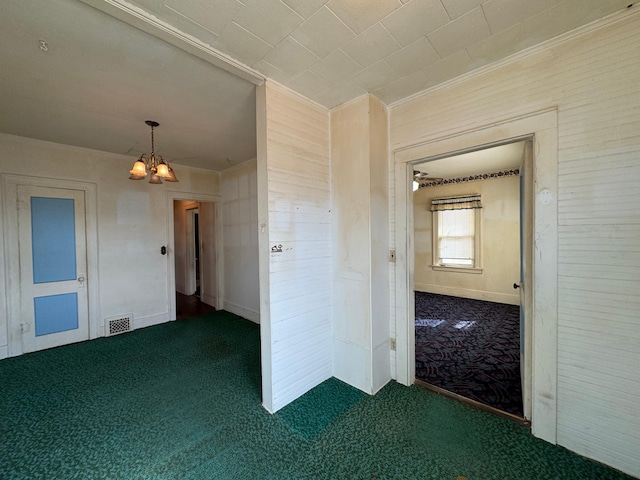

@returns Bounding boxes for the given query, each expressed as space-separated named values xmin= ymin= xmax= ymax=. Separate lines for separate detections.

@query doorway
xmin=411 ymin=140 xmax=528 ymax=418
xmin=393 ymin=110 xmax=559 ymax=442
xmin=2 ymin=174 xmax=99 ymax=357
xmin=170 ymin=197 xmax=220 ymax=320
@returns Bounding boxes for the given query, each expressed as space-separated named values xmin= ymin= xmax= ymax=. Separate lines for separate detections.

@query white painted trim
xmin=201 ymin=293 xmax=216 ymax=308
xmin=165 ymin=191 xmax=223 ymax=320
xmin=415 ymin=283 xmax=519 ymax=306
xmin=390 ymin=8 xmax=639 ymax=108
xmin=77 ymin=0 xmax=265 ymax=86
xmin=256 ymin=83 xmax=274 ymax=413
xmin=223 ymin=300 xmax=260 ymax=324
xmin=0 ymin=345 xmax=7 ymax=360
xmin=394 ymin=110 xmax=558 ymax=444
xmin=1 ymin=174 xmax=100 ymax=357
xmin=133 ymin=312 xmax=169 ymax=330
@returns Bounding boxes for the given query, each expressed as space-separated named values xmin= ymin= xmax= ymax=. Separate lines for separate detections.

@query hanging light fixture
xmin=129 ymin=120 xmax=179 ymax=183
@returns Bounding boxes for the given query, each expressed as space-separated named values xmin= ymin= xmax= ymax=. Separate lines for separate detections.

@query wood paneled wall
xmin=257 ymin=82 xmax=332 ymax=412
xmin=390 ymin=11 xmax=640 ymax=477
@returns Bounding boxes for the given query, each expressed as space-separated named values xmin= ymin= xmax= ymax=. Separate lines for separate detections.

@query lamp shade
xmin=130 ymin=158 xmax=147 ymax=177
xmin=156 ymin=160 xmax=170 ymax=178
xmin=148 ymin=173 xmax=163 ymax=184
xmin=164 ymin=166 xmax=179 ymax=182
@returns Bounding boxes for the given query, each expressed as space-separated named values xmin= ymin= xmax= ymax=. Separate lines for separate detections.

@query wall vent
xmin=107 ymin=315 xmax=132 ymax=336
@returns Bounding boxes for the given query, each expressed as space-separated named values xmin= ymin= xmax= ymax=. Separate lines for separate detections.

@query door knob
xmin=78 ymin=276 xmax=85 ymax=283
xmin=513 ymin=283 xmax=520 ymax=289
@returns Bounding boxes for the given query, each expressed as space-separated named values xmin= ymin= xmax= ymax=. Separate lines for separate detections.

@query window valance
xmin=430 ymin=194 xmax=482 ymax=211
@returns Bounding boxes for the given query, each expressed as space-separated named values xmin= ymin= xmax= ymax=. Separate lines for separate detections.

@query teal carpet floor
xmin=0 ymin=311 xmax=633 ymax=479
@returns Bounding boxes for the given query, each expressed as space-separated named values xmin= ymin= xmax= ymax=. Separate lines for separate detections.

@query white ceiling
xmin=0 ymin=0 xmax=633 ymax=171
xmin=414 ymin=141 xmax=524 ymax=179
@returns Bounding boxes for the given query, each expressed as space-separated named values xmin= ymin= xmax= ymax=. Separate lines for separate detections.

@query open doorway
xmin=411 ymin=141 xmax=529 ymax=419
xmin=173 ymin=200 xmax=217 ymax=320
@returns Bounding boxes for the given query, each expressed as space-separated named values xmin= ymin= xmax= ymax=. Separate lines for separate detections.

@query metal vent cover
xmin=107 ymin=316 xmax=131 ymax=336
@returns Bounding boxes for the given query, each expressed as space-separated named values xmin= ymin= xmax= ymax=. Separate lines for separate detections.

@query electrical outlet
xmin=390 ymin=250 xmax=396 ymax=262
xmin=390 ymin=338 xmax=396 ymax=351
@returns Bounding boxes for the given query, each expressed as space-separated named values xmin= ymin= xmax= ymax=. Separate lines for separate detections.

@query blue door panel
xmin=34 ymin=293 xmax=79 ymax=336
xmin=31 ymin=197 xmax=77 ymax=284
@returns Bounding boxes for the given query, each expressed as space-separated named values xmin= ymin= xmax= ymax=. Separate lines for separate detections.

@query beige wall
xmin=221 ymin=159 xmax=259 ymax=322
xmin=0 ymin=133 xmax=220 ymax=358
xmin=390 ymin=12 xmax=640 ymax=477
xmin=331 ymin=94 xmax=391 ymax=394
xmin=414 ymin=176 xmax=520 ymax=305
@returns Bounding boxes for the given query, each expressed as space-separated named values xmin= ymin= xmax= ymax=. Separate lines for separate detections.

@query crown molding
xmin=390 ymin=6 xmax=639 ymax=109
xmin=77 ymin=0 xmax=265 ymax=86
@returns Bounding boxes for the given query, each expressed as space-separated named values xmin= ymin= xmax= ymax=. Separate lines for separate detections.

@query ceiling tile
xmin=234 ymin=0 xmax=304 ymax=46
xmin=288 ymin=70 xmax=333 ymax=98
xmin=440 ymin=0 xmax=484 ymax=19
xmin=253 ymin=60 xmax=293 ymax=84
xmin=281 ymin=0 xmax=329 ymax=18
xmin=523 ymin=0 xmax=631 ymax=44
xmin=382 ymin=0 xmax=451 ymax=46
xmin=385 ymin=36 xmax=440 ymax=77
xmin=310 ymin=49 xmax=363 ymax=84
xmin=425 ymin=49 xmax=474 ymax=84
xmin=262 ymin=37 xmax=321 ymax=76
xmin=352 ymin=61 xmax=400 ymax=90
xmin=482 ymin=0 xmax=558 ymax=34
xmin=163 ymin=0 xmax=243 ymax=36
xmin=218 ymin=22 xmax=273 ymax=66
xmin=326 ymin=0 xmax=403 ymax=34
xmin=428 ymin=7 xmax=491 ymax=57
xmin=342 ymin=24 xmax=401 ymax=67
xmin=290 ymin=7 xmax=355 ymax=58
xmin=466 ymin=22 xmax=534 ymax=64
xmin=374 ymin=68 xmax=435 ymax=103
xmin=315 ymin=80 xmax=366 ymax=108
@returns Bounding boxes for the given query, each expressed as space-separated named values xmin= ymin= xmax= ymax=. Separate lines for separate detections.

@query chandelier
xmin=129 ymin=120 xmax=179 ymax=183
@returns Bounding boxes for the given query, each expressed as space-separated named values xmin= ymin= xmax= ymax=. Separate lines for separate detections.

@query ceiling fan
xmin=413 ymin=170 xmax=443 ymax=183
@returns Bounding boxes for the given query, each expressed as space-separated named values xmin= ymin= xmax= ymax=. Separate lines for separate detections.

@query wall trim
xmin=165 ymin=191 xmax=223 ymax=320
xmin=394 ymin=109 xmax=558 ymax=444
xmin=133 ymin=312 xmax=170 ymax=330
xmin=415 ymin=283 xmax=519 ymax=306
xmin=223 ymin=300 xmax=260 ymax=324
xmin=0 ymin=345 xmax=7 ymax=360
xmin=1 ymin=174 xmax=100 ymax=357
xmin=390 ymin=7 xmax=639 ymax=109
xmin=77 ymin=0 xmax=264 ymax=86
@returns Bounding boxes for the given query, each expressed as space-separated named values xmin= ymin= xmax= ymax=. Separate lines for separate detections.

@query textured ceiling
xmin=119 ymin=0 xmax=632 ymax=107
xmin=0 ymin=0 xmax=634 ymax=172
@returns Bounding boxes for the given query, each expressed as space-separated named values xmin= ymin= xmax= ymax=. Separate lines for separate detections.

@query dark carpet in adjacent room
xmin=415 ymin=291 xmax=523 ymax=416
xmin=1 ymin=310 xmax=632 ymax=479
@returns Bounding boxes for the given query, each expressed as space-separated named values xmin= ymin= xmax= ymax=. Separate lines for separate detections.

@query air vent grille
xmin=107 ymin=316 xmax=131 ymax=336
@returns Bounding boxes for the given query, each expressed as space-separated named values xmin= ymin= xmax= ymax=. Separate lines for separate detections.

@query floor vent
xmin=107 ymin=315 xmax=132 ymax=336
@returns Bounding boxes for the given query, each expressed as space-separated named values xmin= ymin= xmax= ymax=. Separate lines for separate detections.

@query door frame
xmin=393 ymin=109 xmax=558 ymax=443
xmin=165 ymin=191 xmax=222 ymax=318
xmin=2 ymin=174 xmax=99 ymax=358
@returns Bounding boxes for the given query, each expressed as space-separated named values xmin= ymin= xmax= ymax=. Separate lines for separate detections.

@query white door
xmin=18 ymin=186 xmax=89 ymax=353
xmin=199 ymin=202 xmax=217 ymax=307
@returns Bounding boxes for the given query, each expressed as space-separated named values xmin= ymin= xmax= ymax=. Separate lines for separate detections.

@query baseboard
xmin=201 ymin=293 xmax=216 ymax=307
xmin=223 ymin=300 xmax=260 ymax=324
xmin=0 ymin=344 xmax=7 ymax=360
xmin=415 ymin=283 xmax=519 ymax=305
xmin=133 ymin=312 xmax=171 ymax=330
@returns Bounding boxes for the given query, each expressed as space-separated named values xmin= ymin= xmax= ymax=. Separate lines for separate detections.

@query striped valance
xmin=430 ymin=194 xmax=482 ymax=211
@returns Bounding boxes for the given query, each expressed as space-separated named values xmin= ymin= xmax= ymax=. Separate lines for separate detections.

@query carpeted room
xmin=0 ymin=311 xmax=633 ymax=479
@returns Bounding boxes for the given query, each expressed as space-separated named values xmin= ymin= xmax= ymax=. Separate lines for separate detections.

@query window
xmin=431 ymin=195 xmax=482 ymax=272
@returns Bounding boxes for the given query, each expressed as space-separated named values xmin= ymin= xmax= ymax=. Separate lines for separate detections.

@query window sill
xmin=431 ymin=265 xmax=483 ymax=274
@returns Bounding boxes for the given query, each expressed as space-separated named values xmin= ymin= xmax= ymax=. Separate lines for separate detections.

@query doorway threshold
xmin=415 ymin=379 xmax=530 ymax=427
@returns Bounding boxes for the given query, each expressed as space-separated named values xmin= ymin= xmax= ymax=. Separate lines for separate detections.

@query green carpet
xmin=0 ymin=311 xmax=633 ymax=479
